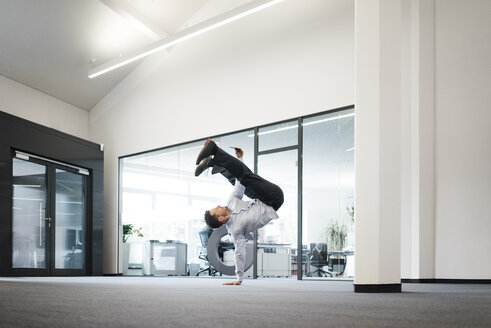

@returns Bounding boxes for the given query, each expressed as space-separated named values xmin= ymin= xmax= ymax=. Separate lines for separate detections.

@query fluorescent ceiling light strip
xmin=89 ymin=0 xmax=285 ymax=78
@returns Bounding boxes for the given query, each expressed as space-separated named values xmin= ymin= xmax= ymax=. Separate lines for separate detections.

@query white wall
xmin=0 ymin=75 xmax=89 ymax=139
xmin=89 ymin=0 xmax=355 ymax=274
xmin=433 ymin=0 xmax=491 ymax=279
xmin=400 ymin=0 xmax=490 ymax=280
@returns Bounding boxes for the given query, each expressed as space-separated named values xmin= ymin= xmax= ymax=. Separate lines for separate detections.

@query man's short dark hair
xmin=204 ymin=210 xmax=223 ymax=229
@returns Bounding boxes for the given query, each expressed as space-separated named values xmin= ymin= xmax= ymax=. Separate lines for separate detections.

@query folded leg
xmin=211 ymin=147 xmax=284 ymax=211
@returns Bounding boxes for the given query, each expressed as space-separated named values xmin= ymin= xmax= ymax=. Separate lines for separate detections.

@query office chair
xmin=328 ymin=251 xmax=347 ymax=276
xmin=196 ymin=227 xmax=218 ymax=276
xmin=307 ymin=243 xmax=333 ymax=277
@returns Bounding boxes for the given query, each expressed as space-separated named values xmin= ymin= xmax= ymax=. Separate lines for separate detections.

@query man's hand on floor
xmin=223 ymin=280 xmax=242 ymax=286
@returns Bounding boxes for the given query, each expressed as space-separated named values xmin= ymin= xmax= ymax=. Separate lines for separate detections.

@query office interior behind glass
xmin=120 ymin=107 xmax=354 ymax=280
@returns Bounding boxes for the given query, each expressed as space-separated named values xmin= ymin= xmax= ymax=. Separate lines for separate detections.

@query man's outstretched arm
xmin=223 ymin=233 xmax=246 ymax=286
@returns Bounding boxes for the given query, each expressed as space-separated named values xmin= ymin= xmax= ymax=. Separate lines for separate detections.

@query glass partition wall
xmin=120 ymin=131 xmax=254 ymax=273
xmin=302 ymin=109 xmax=355 ymax=279
xmin=119 ymin=106 xmax=354 ymax=280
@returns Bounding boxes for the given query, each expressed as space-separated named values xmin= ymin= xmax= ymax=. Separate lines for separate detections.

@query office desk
xmin=291 ymin=248 xmax=310 ymax=276
xmin=328 ymin=250 xmax=354 ymax=277
xmin=219 ymin=241 xmax=291 ymax=277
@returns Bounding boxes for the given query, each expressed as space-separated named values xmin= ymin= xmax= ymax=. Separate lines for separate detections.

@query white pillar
xmin=400 ymin=0 xmax=435 ymax=280
xmin=354 ymin=0 xmax=402 ymax=292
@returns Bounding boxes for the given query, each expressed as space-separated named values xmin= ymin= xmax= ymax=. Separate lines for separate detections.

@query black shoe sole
xmin=196 ymin=138 xmax=215 ymax=165
xmin=195 ymin=157 xmax=213 ymax=177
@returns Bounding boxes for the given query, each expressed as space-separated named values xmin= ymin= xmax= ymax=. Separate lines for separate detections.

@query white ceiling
xmin=0 ymin=0 xmax=250 ymax=111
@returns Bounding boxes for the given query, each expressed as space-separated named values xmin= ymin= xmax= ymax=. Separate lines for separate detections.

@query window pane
xmin=258 ymin=120 xmax=298 ymax=151
xmin=302 ymin=109 xmax=355 ymax=278
xmin=257 ymin=150 xmax=298 ymax=246
xmin=256 ymin=149 xmax=297 ymax=278
xmin=12 ymin=159 xmax=47 ymax=269
xmin=55 ymin=169 xmax=85 ymax=269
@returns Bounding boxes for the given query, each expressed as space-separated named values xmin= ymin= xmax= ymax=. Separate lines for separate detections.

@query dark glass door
xmin=12 ymin=154 xmax=88 ymax=276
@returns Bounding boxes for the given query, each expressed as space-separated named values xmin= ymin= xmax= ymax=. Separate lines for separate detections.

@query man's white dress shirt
xmin=225 ymin=180 xmax=279 ymax=281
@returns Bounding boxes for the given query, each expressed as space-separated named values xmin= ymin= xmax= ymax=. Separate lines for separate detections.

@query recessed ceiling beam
xmin=100 ymin=0 xmax=165 ymax=40
xmin=89 ymin=0 xmax=285 ymax=79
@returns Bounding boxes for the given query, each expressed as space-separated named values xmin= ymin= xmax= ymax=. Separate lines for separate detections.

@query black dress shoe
xmin=195 ymin=156 xmax=213 ymax=177
xmin=195 ymin=138 xmax=217 ymax=165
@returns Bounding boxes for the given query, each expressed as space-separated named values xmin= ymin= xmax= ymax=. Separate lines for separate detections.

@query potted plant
xmin=122 ymin=224 xmax=143 ymax=275
xmin=123 ymin=224 xmax=143 ymax=243
xmin=321 ymin=220 xmax=348 ymax=276
xmin=323 ymin=220 xmax=347 ymax=252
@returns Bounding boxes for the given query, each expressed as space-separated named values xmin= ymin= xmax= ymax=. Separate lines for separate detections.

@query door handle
xmin=40 ymin=203 xmax=43 ymax=246
xmin=45 ymin=217 xmax=52 ymax=228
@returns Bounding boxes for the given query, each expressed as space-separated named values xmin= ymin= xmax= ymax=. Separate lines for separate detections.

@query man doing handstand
xmin=194 ymin=138 xmax=284 ymax=285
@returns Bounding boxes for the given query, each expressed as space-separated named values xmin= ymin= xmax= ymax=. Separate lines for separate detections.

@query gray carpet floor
xmin=0 ymin=277 xmax=490 ymax=328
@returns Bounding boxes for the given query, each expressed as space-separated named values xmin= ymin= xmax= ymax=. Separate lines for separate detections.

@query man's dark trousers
xmin=211 ymin=147 xmax=284 ymax=211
